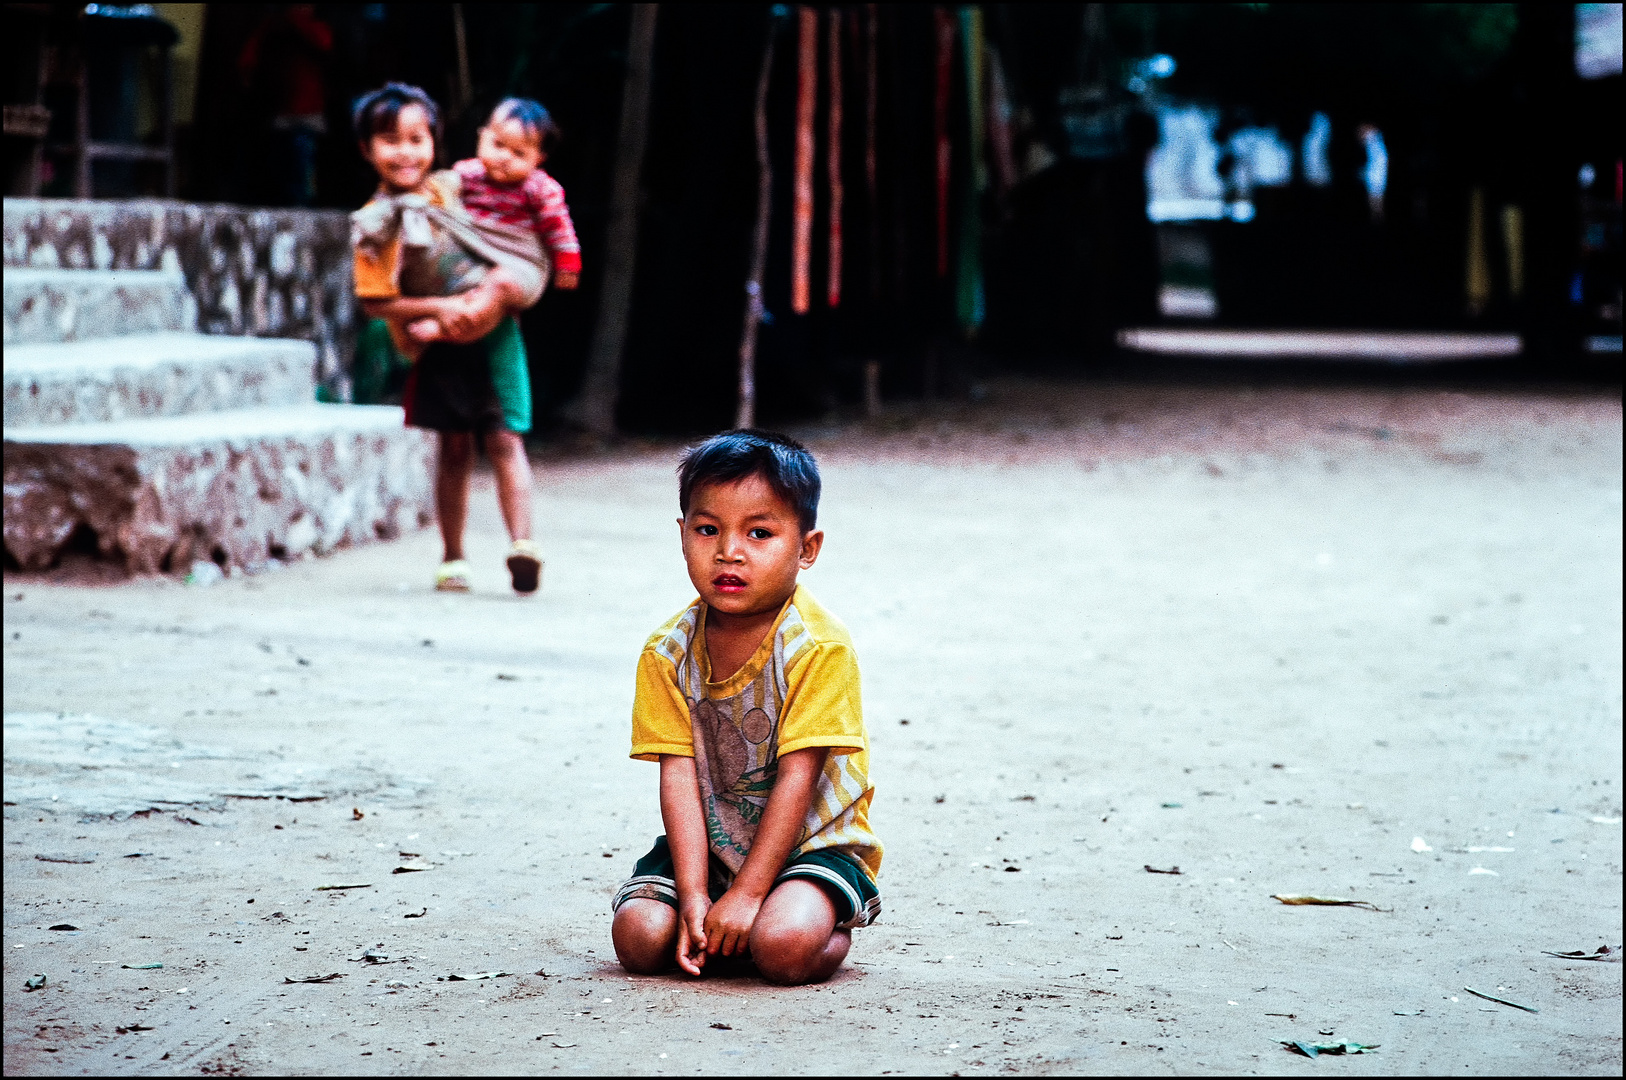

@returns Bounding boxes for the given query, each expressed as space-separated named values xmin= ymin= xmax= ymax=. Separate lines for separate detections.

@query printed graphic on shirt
xmin=633 ymin=585 xmax=882 ymax=896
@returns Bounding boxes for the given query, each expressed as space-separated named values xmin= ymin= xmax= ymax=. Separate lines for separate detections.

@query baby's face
xmin=680 ymin=474 xmax=822 ymax=621
xmin=477 ymin=118 xmax=544 ymax=185
xmin=363 ymin=103 xmax=435 ymax=191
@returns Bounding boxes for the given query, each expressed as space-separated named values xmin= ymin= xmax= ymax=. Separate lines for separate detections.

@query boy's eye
xmin=747 ymin=528 xmax=772 ymax=540
xmin=696 ymin=524 xmax=718 ymax=536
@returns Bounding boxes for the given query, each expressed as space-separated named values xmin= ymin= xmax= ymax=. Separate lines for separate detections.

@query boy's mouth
xmin=712 ymin=574 xmax=747 ymax=593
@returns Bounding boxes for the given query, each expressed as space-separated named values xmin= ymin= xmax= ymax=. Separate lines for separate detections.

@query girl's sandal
xmin=434 ymin=559 xmax=473 ymax=593
xmin=506 ymin=539 xmax=544 ymax=595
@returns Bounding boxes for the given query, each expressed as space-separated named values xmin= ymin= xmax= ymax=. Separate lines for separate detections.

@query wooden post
xmin=160 ymin=46 xmax=175 ymax=197
xmin=826 ymin=8 xmax=843 ymax=309
xmin=737 ymin=13 xmax=779 ymax=431
xmin=864 ymin=3 xmax=880 ymax=301
xmin=452 ymin=4 xmax=472 ymax=117
xmin=933 ymin=7 xmax=954 ymax=278
xmin=74 ymin=53 xmax=90 ymax=198
xmin=863 ymin=358 xmax=881 ymax=417
xmin=578 ymin=4 xmax=659 ymax=437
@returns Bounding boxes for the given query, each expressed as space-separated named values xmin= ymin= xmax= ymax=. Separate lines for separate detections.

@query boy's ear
xmin=799 ymin=529 xmax=824 ymax=569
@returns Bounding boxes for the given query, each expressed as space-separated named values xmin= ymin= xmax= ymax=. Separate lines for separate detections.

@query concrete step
xmin=4 ymin=404 xmax=434 ymax=574
xmin=4 ymin=267 xmax=194 ymax=345
xmin=4 ymin=332 xmax=318 ymax=427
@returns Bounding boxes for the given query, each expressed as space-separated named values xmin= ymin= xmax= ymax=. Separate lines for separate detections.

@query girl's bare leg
xmin=485 ymin=429 xmax=533 ymax=543
xmin=436 ymin=432 xmax=475 ymax=561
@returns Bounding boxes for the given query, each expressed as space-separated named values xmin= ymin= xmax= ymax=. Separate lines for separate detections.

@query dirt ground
xmin=4 ymin=376 xmax=1622 ymax=1076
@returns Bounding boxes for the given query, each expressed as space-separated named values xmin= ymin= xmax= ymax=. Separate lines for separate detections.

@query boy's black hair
xmin=352 ymin=82 xmax=441 ymax=148
xmin=490 ymin=97 xmax=562 ymax=151
xmin=678 ymin=430 xmax=821 ymax=533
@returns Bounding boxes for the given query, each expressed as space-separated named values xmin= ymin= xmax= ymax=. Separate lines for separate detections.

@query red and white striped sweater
xmin=453 ymin=158 xmax=582 ymax=275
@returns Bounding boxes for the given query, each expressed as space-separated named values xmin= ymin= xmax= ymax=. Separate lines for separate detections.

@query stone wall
xmin=2 ymin=199 xmax=357 ymax=400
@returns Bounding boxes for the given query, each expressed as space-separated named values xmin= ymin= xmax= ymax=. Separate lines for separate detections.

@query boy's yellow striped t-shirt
xmin=631 ymin=584 xmax=882 ymax=884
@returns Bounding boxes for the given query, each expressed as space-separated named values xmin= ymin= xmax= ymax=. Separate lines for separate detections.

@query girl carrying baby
xmin=350 ymin=83 xmax=581 ymax=595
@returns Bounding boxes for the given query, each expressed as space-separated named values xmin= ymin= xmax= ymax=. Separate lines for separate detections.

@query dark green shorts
xmin=611 ymin=835 xmax=880 ymax=929
xmin=401 ymin=316 xmax=531 ymax=434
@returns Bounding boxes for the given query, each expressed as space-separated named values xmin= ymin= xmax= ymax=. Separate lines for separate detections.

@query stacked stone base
xmin=4 ymin=202 xmax=434 ymax=577
xmin=5 ymin=333 xmax=319 ymax=426
xmin=4 ymin=406 xmax=434 ymax=574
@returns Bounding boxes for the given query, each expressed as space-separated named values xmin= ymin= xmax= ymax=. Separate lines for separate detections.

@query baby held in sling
xmin=351 ymin=92 xmax=581 ymax=360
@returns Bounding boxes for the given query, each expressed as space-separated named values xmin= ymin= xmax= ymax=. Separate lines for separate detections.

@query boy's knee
xmin=749 ymin=922 xmax=840 ymax=986
xmin=611 ymin=901 xmax=675 ymax=975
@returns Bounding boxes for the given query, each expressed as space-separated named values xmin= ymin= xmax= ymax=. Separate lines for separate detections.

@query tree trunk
xmin=578 ymin=3 xmax=659 ymax=437
xmin=736 ymin=14 xmax=778 ymax=430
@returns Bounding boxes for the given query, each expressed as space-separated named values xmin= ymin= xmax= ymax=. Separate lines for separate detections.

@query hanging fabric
xmin=864 ymin=3 xmax=880 ymax=300
xmin=986 ymin=44 xmax=1016 ymax=201
xmin=827 ymin=7 xmax=844 ymax=309
xmin=792 ymin=5 xmax=818 ymax=315
xmin=933 ymin=6 xmax=955 ymax=279
xmin=737 ymin=11 xmax=780 ymax=430
xmin=956 ymin=5 xmax=986 ymax=336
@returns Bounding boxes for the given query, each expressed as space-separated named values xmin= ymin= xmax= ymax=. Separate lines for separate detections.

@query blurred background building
xmin=4 ymin=3 xmax=1621 ymax=435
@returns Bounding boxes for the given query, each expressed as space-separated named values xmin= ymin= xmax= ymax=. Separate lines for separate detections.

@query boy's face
xmin=679 ymin=474 xmax=822 ymax=621
xmin=362 ymin=103 xmax=435 ymax=191
xmin=477 ymin=117 xmax=544 ymax=185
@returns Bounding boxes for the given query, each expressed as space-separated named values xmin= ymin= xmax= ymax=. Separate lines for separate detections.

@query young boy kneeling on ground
xmin=611 ymin=431 xmax=882 ymax=985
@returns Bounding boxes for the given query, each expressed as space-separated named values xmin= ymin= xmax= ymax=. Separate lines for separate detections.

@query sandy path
xmin=4 ymin=379 xmax=1621 ymax=1075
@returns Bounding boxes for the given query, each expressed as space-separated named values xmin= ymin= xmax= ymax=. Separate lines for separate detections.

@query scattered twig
xmin=284 ymin=972 xmax=345 ymax=984
xmin=1271 ymin=893 xmax=1387 ymax=911
xmin=1463 ymin=986 xmax=1538 ymax=1013
xmin=1144 ymin=865 xmax=1182 ymax=875
xmin=1541 ymin=947 xmax=1617 ymax=962
xmin=314 ymin=883 xmax=372 ymax=891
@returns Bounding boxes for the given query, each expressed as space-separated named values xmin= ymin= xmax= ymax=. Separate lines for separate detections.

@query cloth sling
xmin=350 ymin=184 xmax=550 ymax=306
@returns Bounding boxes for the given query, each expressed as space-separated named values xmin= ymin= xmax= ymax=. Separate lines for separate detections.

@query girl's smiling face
xmin=680 ymin=474 xmax=822 ymax=621
xmin=362 ymin=103 xmax=436 ymax=191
